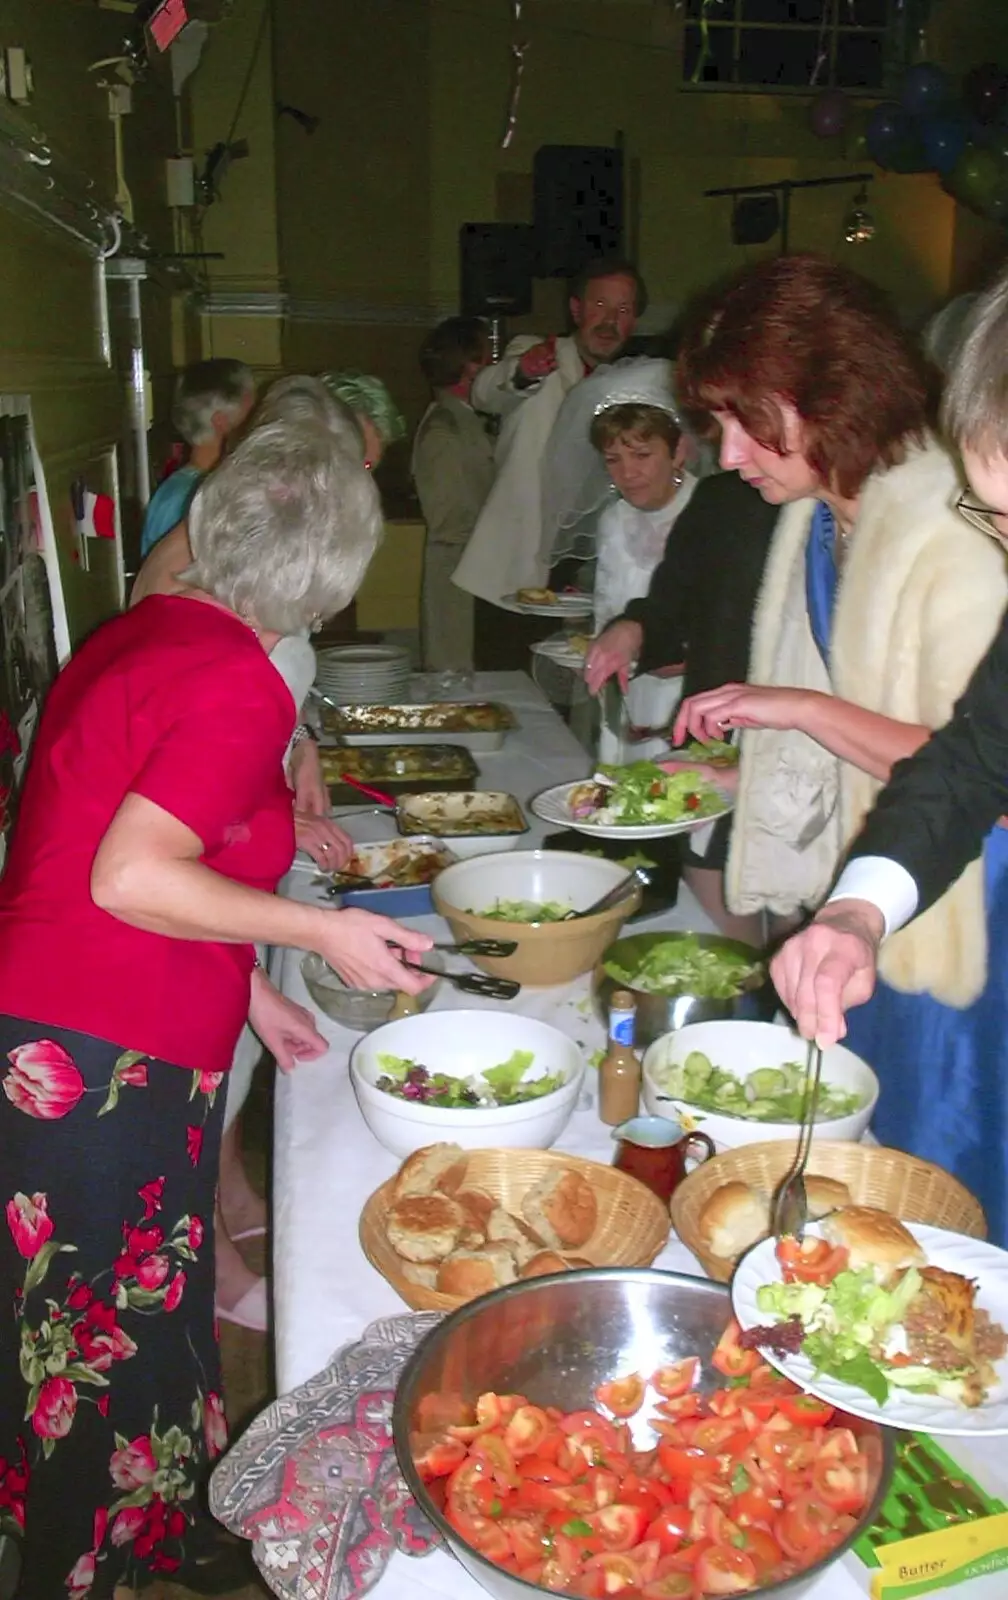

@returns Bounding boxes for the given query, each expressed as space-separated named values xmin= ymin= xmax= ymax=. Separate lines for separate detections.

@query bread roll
xmin=486 ymin=1206 xmax=540 ymax=1265
xmin=805 ymin=1176 xmax=852 ymax=1219
xmin=821 ymin=1205 xmax=925 ymax=1271
xmin=393 ymin=1143 xmax=468 ymax=1201
xmin=436 ymin=1245 xmax=518 ymax=1297
xmin=519 ymin=1250 xmax=570 ymax=1279
xmin=386 ymin=1195 xmax=466 ymax=1262
xmin=698 ymin=1182 xmax=770 ymax=1260
xmin=455 ymin=1188 xmax=496 ymax=1229
xmin=401 ymin=1261 xmax=439 ymax=1289
xmin=521 ymin=1169 xmax=598 ymax=1250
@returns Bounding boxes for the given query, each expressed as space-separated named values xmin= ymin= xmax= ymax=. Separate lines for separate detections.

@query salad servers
xmin=431 ymin=938 xmax=518 ymax=958
xmin=562 ymin=866 xmax=650 ymax=921
xmin=411 ymin=965 xmax=520 ymax=1001
xmin=770 ymin=1039 xmax=824 ymax=1241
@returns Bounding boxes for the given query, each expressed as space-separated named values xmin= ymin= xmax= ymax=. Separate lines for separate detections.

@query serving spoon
xmin=561 ymin=866 xmax=650 ymax=921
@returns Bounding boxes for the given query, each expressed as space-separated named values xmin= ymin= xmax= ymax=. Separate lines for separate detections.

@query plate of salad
xmin=374 ymin=1049 xmax=567 ymax=1108
xmin=531 ymin=761 xmax=733 ymax=840
xmin=733 ymin=1222 xmax=1008 ymax=1435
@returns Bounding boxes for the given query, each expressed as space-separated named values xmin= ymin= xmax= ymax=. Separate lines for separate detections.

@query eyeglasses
xmin=956 ymin=489 xmax=1008 ymax=542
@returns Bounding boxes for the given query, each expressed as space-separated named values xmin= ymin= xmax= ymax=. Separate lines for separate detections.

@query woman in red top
xmin=0 ymin=418 xmax=431 ymax=1598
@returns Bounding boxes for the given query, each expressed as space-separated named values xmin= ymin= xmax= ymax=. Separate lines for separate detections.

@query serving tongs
xmin=561 ymin=866 xmax=650 ymax=920
xmin=411 ymin=966 xmax=520 ymax=1000
xmin=770 ymin=1039 xmax=824 ymax=1241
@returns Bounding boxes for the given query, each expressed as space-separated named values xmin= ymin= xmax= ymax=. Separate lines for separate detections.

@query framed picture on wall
xmin=0 ymin=398 xmax=67 ymax=868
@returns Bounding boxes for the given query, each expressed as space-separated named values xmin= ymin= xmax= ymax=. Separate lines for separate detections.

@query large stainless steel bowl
xmin=394 ymin=1268 xmax=893 ymax=1600
xmin=595 ymin=931 xmax=776 ymax=1047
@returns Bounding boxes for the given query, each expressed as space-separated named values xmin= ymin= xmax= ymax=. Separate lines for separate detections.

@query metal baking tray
xmin=318 ymin=701 xmax=516 ymax=751
xmin=319 ymin=743 xmax=478 ymax=803
xmin=395 ymin=791 xmax=528 ymax=839
xmin=323 ymin=837 xmax=456 ymax=914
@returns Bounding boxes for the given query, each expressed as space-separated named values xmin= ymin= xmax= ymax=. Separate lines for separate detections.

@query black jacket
xmin=850 ymin=601 xmax=1008 ymax=913
xmin=620 ymin=470 xmax=779 ymax=697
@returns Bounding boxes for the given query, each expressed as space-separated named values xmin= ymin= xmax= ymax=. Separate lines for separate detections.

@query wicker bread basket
xmin=359 ymin=1147 xmax=670 ymax=1312
xmin=670 ymin=1139 xmax=987 ymax=1283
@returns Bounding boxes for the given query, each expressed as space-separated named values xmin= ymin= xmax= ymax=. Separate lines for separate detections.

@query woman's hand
xmin=290 ymin=737 xmax=328 ymax=816
xmin=770 ymin=900 xmax=884 ymax=1046
xmin=295 ymin=811 xmax=354 ymax=869
xmin=248 ymin=969 xmax=328 ymax=1072
xmin=673 ymin=684 xmax=817 ymax=746
xmin=316 ymin=909 xmax=435 ymax=994
xmin=584 ymin=620 xmax=644 ymax=696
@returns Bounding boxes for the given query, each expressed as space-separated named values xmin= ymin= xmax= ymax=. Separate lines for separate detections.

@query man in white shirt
xmin=452 ymin=257 xmax=646 ymax=653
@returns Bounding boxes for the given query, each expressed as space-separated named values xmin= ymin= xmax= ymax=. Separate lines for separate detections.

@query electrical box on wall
xmin=0 ymin=46 xmax=33 ymax=105
xmin=165 ymin=156 xmax=195 ymax=208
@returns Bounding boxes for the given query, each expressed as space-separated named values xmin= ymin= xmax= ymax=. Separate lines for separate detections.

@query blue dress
xmin=805 ymin=505 xmax=1008 ymax=1246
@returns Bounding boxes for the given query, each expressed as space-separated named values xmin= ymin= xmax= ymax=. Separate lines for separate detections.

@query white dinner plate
xmin=502 ymin=592 xmax=595 ymax=619
xmin=530 ymin=636 xmax=591 ymax=672
xmin=732 ymin=1223 xmax=1008 ymax=1436
xmin=530 ymin=779 xmax=733 ymax=840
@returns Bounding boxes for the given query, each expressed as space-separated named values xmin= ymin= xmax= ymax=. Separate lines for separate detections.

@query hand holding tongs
xmin=770 ymin=1039 xmax=823 ymax=1241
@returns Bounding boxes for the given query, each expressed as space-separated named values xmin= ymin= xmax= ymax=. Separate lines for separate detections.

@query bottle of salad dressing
xmin=599 ymin=990 xmax=641 ymax=1125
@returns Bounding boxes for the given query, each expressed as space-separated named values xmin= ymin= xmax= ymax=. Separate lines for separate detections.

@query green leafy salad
xmin=572 ymin=762 xmax=725 ymax=828
xmin=474 ymin=899 xmax=572 ymax=923
xmin=374 ymin=1048 xmax=564 ymax=1108
xmin=757 ymin=1266 xmax=969 ymax=1407
xmin=678 ymin=738 xmax=739 ymax=767
xmin=583 ymin=850 xmax=658 ymax=869
xmin=652 ymin=1050 xmax=864 ymax=1123
xmin=604 ymin=934 xmax=763 ymax=1000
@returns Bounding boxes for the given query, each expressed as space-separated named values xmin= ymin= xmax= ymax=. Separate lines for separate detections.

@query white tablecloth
xmin=271 ymin=672 xmax=1008 ymax=1600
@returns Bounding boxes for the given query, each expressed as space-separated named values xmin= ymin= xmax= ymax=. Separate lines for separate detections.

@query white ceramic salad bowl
xmin=349 ymin=1010 xmax=585 ymax=1157
xmin=642 ymin=1019 xmax=879 ymax=1150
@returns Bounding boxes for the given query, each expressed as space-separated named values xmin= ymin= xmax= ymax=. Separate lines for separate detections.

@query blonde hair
xmin=186 ymin=419 xmax=382 ymax=633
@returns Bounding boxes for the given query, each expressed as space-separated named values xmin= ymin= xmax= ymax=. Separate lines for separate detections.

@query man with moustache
xmin=453 ymin=257 xmax=646 ymax=668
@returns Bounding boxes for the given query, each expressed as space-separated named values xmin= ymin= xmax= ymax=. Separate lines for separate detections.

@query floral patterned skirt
xmin=0 ymin=1015 xmax=229 ymax=1598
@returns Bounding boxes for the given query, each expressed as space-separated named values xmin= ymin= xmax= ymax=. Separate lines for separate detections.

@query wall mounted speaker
xmin=533 ymin=145 xmax=624 ymax=278
xmin=459 ymin=223 xmax=535 ymax=317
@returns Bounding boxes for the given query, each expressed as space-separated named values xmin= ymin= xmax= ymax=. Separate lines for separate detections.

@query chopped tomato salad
xmin=410 ymin=1320 xmax=871 ymax=1596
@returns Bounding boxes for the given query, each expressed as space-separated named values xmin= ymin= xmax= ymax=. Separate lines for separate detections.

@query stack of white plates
xmin=314 ymin=645 xmax=412 ymax=704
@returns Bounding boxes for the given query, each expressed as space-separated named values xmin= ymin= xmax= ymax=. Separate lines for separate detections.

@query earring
xmin=309 ymin=614 xmax=323 ymax=635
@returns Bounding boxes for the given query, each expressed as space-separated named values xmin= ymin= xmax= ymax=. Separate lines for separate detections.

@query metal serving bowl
xmin=394 ymin=1268 xmax=894 ymax=1600
xmin=594 ymin=931 xmax=776 ymax=1048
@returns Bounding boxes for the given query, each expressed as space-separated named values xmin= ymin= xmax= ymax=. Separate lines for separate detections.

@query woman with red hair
xmin=672 ymin=255 xmax=1008 ymax=1226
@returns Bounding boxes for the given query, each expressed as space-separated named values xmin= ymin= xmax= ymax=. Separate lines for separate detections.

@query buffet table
xmin=271 ymin=671 xmax=1008 ymax=1600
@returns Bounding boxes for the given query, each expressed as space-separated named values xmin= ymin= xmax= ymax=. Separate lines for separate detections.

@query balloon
xmin=919 ymin=113 xmax=969 ymax=177
xmin=983 ymin=125 xmax=1008 ymax=167
xmin=900 ymin=62 xmax=950 ymax=117
xmin=962 ymin=63 xmax=1008 ymax=126
xmin=809 ymin=89 xmax=849 ymax=139
xmin=986 ymin=188 xmax=1008 ymax=226
xmin=944 ymin=145 xmax=1005 ymax=212
xmin=866 ymin=103 xmax=927 ymax=172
